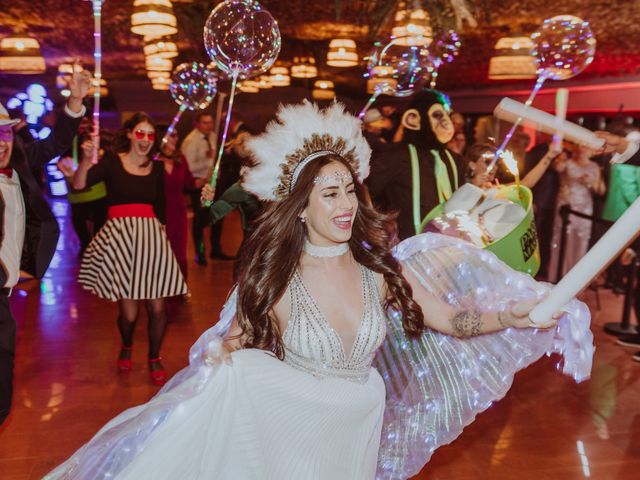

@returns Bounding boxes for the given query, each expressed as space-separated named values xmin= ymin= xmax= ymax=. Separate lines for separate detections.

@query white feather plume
xmin=242 ymin=100 xmax=371 ymax=201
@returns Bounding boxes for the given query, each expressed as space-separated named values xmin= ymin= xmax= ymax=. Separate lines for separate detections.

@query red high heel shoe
xmin=148 ymin=358 xmax=168 ymax=386
xmin=116 ymin=345 xmax=133 ymax=372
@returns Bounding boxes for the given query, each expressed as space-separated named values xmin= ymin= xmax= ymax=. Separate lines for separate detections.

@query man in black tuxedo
xmin=0 ymin=68 xmax=91 ymax=425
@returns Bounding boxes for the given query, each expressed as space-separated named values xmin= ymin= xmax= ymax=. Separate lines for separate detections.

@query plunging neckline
xmin=289 ymin=264 xmax=368 ymax=362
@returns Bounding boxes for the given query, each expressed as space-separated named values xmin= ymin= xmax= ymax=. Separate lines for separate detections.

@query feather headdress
xmin=242 ymin=101 xmax=371 ymax=201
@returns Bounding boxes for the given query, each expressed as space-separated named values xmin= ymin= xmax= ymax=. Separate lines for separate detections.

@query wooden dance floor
xmin=1 ymin=199 xmax=639 ymax=479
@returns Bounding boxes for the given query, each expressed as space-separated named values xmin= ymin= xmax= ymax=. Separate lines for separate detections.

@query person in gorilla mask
xmin=366 ymin=89 xmax=462 ymax=239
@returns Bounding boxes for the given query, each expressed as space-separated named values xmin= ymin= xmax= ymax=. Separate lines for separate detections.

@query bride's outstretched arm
xmin=401 ymin=266 xmax=557 ymax=337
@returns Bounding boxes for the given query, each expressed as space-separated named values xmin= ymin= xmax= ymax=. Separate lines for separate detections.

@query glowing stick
xmin=530 ymin=196 xmax=640 ymax=325
xmin=203 ymin=73 xmax=238 ymax=207
xmin=490 ymin=77 xmax=546 ymax=169
xmin=552 ymin=88 xmax=569 ymax=150
xmin=91 ymin=0 xmax=103 ymax=164
xmin=494 ymin=98 xmax=604 ymax=150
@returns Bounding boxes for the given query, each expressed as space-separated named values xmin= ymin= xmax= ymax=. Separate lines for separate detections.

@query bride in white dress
xmin=45 ymin=101 xmax=593 ymax=480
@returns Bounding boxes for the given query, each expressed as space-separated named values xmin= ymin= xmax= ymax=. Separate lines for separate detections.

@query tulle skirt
xmin=44 ymin=350 xmax=386 ymax=480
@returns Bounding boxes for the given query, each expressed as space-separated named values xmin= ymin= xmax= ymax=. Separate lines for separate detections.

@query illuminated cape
xmin=44 ymin=233 xmax=593 ymax=480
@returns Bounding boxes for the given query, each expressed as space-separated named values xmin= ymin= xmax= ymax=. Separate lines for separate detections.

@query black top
xmin=86 ymin=151 xmax=166 ymax=223
xmin=366 ymin=143 xmax=463 ymax=240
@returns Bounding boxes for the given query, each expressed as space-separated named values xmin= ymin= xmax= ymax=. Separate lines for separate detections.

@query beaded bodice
xmin=283 ymin=264 xmax=387 ymax=383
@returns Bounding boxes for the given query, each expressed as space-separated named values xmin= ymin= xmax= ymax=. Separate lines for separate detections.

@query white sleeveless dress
xmin=45 ymin=234 xmax=594 ymax=480
xmin=46 ymin=266 xmax=388 ymax=480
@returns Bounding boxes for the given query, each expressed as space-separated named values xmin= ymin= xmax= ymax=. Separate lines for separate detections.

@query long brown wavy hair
xmin=236 ymin=154 xmax=425 ymax=359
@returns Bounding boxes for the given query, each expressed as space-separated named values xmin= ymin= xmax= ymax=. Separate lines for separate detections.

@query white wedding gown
xmin=44 ymin=234 xmax=594 ymax=480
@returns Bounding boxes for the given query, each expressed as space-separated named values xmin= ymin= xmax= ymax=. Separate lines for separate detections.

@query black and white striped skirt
xmin=79 ymin=217 xmax=187 ymax=301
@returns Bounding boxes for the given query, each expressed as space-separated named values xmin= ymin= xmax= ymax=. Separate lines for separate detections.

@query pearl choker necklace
xmin=303 ymin=239 xmax=349 ymax=258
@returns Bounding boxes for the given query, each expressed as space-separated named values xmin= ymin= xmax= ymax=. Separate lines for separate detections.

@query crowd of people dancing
xmin=1 ymin=66 xmax=639 ymax=478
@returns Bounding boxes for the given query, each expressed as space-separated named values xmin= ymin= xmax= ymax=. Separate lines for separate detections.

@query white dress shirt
xmin=181 ymin=129 xmax=217 ymax=179
xmin=0 ymin=170 xmax=25 ymax=288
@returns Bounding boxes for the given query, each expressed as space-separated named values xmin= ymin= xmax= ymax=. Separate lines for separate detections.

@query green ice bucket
xmin=421 ymin=185 xmax=540 ymax=276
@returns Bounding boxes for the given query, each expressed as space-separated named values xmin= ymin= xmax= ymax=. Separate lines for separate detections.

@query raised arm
xmin=522 ymin=146 xmax=561 ymax=188
xmin=72 ymin=141 xmax=107 ymax=190
xmin=400 ymin=265 xmax=546 ymax=337
xmin=25 ymin=69 xmax=91 ymax=169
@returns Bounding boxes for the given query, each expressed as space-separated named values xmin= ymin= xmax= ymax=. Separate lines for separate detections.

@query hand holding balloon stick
xmin=164 ymin=62 xmax=218 ymax=145
xmin=202 ymin=0 xmax=281 ymax=207
xmin=360 ymin=39 xmax=432 ymax=119
xmin=491 ymin=15 xmax=596 ymax=169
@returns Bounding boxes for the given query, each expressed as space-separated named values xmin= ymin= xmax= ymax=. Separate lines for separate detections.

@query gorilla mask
xmin=401 ymin=89 xmax=455 ymax=149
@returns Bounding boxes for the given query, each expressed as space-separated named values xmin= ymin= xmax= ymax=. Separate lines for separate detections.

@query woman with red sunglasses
xmin=73 ymin=112 xmax=187 ymax=386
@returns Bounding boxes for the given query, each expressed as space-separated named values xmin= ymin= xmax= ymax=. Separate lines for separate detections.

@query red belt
xmin=108 ymin=203 xmax=155 ymax=219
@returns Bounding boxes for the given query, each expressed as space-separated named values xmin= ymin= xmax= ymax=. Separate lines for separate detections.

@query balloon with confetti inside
xmin=531 ymin=15 xmax=596 ymax=81
xmin=203 ymin=0 xmax=281 ymax=80
xmin=170 ymin=62 xmax=218 ymax=111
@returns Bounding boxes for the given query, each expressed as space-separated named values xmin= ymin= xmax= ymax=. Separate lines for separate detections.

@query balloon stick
xmin=358 ymin=90 xmax=381 ymax=120
xmin=91 ymin=0 xmax=103 ymax=165
xmin=162 ymin=104 xmax=188 ymax=144
xmin=490 ymin=76 xmax=546 ymax=170
xmin=203 ymin=72 xmax=239 ymax=207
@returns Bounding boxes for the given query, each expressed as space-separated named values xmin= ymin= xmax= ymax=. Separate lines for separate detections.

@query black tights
xmin=117 ymin=298 xmax=168 ymax=359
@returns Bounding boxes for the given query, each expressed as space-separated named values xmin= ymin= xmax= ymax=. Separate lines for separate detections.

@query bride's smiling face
xmin=301 ymin=161 xmax=358 ymax=246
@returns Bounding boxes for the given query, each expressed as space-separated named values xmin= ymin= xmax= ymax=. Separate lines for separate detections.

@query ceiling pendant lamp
xmin=269 ymin=66 xmax=291 ymax=87
xmin=312 ymin=79 xmax=335 ymax=100
xmin=257 ymin=75 xmax=272 ymax=89
xmin=143 ymin=36 xmax=178 ymax=59
xmin=145 ymin=55 xmax=173 ymax=72
xmin=391 ymin=1 xmax=432 ymax=47
xmin=238 ymin=80 xmax=260 ymax=93
xmin=488 ymin=35 xmax=537 ymax=80
xmin=326 ymin=39 xmax=358 ymax=67
xmin=291 ymin=56 xmax=317 ymax=79
xmin=0 ymin=35 xmax=46 ymax=74
xmin=147 ymin=70 xmax=170 ymax=80
xmin=131 ymin=0 xmax=178 ymax=37
xmin=366 ymin=65 xmax=398 ymax=94
xmin=151 ymin=76 xmax=171 ymax=90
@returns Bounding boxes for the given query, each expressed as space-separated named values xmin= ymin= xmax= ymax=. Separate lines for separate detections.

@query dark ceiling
xmin=0 ymin=0 xmax=638 ymax=104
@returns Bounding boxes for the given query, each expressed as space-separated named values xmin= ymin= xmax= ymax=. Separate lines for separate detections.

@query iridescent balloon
xmin=531 ymin=15 xmax=596 ymax=81
xmin=170 ymin=62 xmax=218 ymax=110
xmin=430 ymin=29 xmax=462 ymax=66
xmin=365 ymin=39 xmax=432 ymax=97
xmin=203 ymin=0 xmax=281 ymax=80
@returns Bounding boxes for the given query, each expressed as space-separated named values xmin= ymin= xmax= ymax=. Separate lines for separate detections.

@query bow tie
xmin=0 ymin=167 xmax=13 ymax=178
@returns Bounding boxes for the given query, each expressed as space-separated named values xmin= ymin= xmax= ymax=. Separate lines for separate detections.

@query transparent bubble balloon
xmin=429 ymin=29 xmax=461 ymax=66
xmin=170 ymin=62 xmax=218 ymax=110
xmin=203 ymin=0 xmax=281 ymax=80
xmin=531 ymin=15 xmax=596 ymax=81
xmin=365 ymin=40 xmax=433 ymax=97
